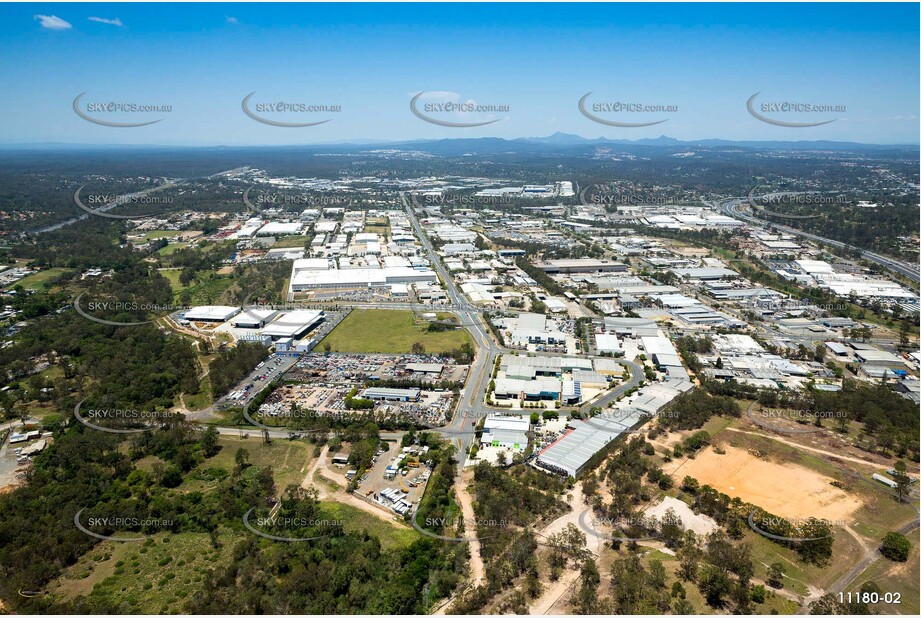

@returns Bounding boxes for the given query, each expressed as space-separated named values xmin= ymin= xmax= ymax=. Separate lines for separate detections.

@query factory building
xmin=493 ymin=377 xmax=561 ymax=401
xmin=232 ymin=309 xmax=280 ymax=329
xmin=500 ymin=355 xmax=593 ymax=378
xmin=537 ymin=258 xmax=628 ymax=274
xmin=537 ymin=380 xmax=692 ymax=477
xmin=289 ymin=258 xmax=437 ymax=291
xmin=359 ymin=387 xmax=421 ymax=402
xmin=257 ymin=222 xmax=304 ymax=236
xmin=261 ymin=310 xmax=325 ymax=340
xmin=482 ymin=415 xmax=530 ymax=450
xmin=183 ymin=306 xmax=242 ymax=323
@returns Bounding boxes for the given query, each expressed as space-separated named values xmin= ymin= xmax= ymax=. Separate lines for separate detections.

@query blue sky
xmin=1 ymin=2 xmax=918 ymax=145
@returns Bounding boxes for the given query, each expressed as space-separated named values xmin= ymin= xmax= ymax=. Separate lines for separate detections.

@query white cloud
xmin=413 ymin=91 xmax=461 ymax=102
xmin=88 ymin=17 xmax=124 ymax=27
xmin=226 ymin=16 xmax=239 ymax=24
xmin=34 ymin=14 xmax=72 ymax=30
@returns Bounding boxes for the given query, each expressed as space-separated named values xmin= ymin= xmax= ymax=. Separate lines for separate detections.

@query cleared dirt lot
xmin=673 ymin=444 xmax=862 ymax=522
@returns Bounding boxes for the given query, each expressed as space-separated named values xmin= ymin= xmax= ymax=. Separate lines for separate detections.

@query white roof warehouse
xmin=359 ymin=387 xmax=421 ymax=401
xmin=537 ymin=379 xmax=692 ymax=477
xmin=260 ymin=310 xmax=325 ymax=340
xmin=290 ymin=258 xmax=437 ymax=291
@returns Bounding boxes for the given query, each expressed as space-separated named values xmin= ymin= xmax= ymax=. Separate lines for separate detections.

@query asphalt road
xmin=402 ymin=192 xmax=498 ymax=465
xmin=578 ymin=358 xmax=643 ymax=414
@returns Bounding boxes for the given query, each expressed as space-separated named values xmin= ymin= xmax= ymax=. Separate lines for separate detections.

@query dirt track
xmin=456 ymin=468 xmax=486 ymax=585
xmin=528 ymin=483 xmax=602 ymax=614
xmin=726 ymin=428 xmax=888 ymax=469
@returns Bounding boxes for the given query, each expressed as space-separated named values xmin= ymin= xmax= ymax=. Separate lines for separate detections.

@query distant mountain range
xmin=521 ymin=132 xmax=917 ymax=150
xmin=415 ymin=132 xmax=918 ymax=152
xmin=2 ymin=133 xmax=917 ymax=154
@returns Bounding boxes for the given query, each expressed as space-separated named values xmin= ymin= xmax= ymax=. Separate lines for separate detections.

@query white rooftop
xmin=184 ymin=306 xmax=242 ymax=322
xmin=261 ymin=310 xmax=324 ymax=338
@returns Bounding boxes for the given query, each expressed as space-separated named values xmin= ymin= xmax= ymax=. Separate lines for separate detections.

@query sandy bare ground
xmin=456 ymin=468 xmax=486 ymax=585
xmin=674 ymin=444 xmax=861 ymax=522
xmin=433 ymin=470 xmax=488 ymax=616
xmin=645 ymin=496 xmax=718 ymax=536
xmin=646 ymin=428 xmax=688 ymax=452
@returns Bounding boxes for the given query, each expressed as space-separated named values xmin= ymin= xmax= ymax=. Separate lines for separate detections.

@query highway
xmin=715 ymin=196 xmax=919 ymax=284
xmin=34 ymin=182 xmax=179 ymax=234
xmin=31 ymin=167 xmax=248 ymax=235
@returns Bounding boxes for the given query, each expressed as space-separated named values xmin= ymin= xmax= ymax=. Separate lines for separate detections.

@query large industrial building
xmin=183 ymin=306 xmax=242 ymax=322
xmin=536 ymin=258 xmax=628 ymax=274
xmin=500 ymin=354 xmax=593 ymax=378
xmin=537 ymin=378 xmax=693 ymax=477
xmin=501 ymin=312 xmax=568 ymax=348
xmin=482 ymin=415 xmax=530 ymax=450
xmin=359 ymin=387 xmax=421 ymax=402
xmin=232 ymin=309 xmax=279 ymax=329
xmin=260 ymin=310 xmax=325 ymax=340
xmin=257 ymin=222 xmax=304 ymax=236
xmin=536 ymin=413 xmax=639 ymax=477
xmin=494 ymin=377 xmax=562 ymax=401
xmin=289 ymin=258 xmax=437 ymax=291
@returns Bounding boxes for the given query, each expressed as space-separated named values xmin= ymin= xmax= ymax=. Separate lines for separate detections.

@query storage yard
xmin=290 ymin=352 xmax=468 ymax=385
xmin=256 ymin=383 xmax=456 ymax=426
xmin=335 ymin=444 xmax=433 ymax=516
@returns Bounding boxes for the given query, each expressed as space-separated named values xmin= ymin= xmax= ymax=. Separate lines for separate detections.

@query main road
xmin=714 ymin=196 xmax=920 ymax=284
xmin=401 ymin=192 xmax=499 ymax=465
xmin=401 ymin=192 xmax=643 ymax=462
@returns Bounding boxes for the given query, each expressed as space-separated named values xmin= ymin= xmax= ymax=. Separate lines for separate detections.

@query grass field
xmin=157 ymin=242 xmax=189 ymax=255
xmin=158 ymin=268 xmax=235 ymax=304
xmin=364 ymin=224 xmax=390 ymax=237
xmin=320 ymin=500 xmax=419 ymax=550
xmin=179 ymin=382 xmax=212 ymax=411
xmin=589 ymin=545 xmax=798 ymax=614
xmin=159 ymin=269 xmax=182 ymax=288
xmin=47 ymin=503 xmax=417 ymax=611
xmin=15 ymin=268 xmax=73 ymax=291
xmin=47 ymin=529 xmax=242 ymax=613
xmin=745 ymin=522 xmax=867 ymax=597
xmin=849 ymin=528 xmax=920 ymax=615
xmin=142 ymin=230 xmax=181 ymax=240
xmin=270 ymin=235 xmax=311 ymax=248
xmin=182 ymin=436 xmax=313 ymax=494
xmin=317 ymin=309 xmax=470 ymax=354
